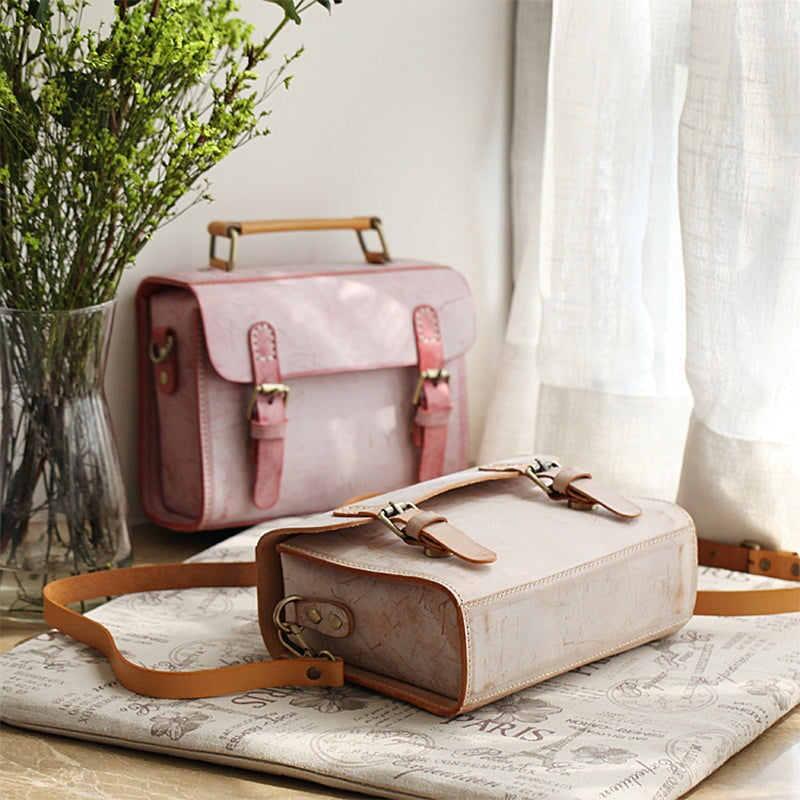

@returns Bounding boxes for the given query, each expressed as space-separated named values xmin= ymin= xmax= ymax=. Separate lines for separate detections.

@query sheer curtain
xmin=481 ymin=0 xmax=800 ymax=553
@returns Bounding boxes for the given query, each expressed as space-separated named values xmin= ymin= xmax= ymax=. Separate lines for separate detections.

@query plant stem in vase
xmin=0 ymin=302 xmax=131 ymax=620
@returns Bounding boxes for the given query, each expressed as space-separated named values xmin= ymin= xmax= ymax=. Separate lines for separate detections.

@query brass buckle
xmin=377 ymin=500 xmax=450 ymax=558
xmin=412 ymin=368 xmax=451 ymax=406
xmin=148 ymin=334 xmax=174 ymax=364
xmin=523 ymin=458 xmax=561 ymax=496
xmin=377 ymin=500 xmax=420 ymax=541
xmin=246 ymin=383 xmax=290 ymax=419
xmin=273 ymin=596 xmax=335 ymax=660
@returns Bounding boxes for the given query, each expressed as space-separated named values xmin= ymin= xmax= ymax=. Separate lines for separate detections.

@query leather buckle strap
xmin=248 ymin=322 xmax=288 ymax=509
xmin=697 ymin=538 xmax=800 ymax=581
xmin=148 ymin=326 xmax=177 ymax=395
xmin=336 ymin=499 xmax=497 ymax=563
xmin=480 ymin=459 xmax=643 ymax=519
xmin=377 ymin=501 xmax=496 ymax=563
xmin=411 ymin=305 xmax=452 ymax=482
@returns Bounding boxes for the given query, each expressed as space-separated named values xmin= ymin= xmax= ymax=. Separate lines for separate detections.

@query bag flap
xmin=140 ymin=260 xmax=475 ymax=384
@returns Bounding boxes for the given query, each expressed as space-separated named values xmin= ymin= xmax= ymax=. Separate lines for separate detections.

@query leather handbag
xmin=43 ymin=457 xmax=800 ymax=717
xmin=136 ymin=217 xmax=474 ymax=531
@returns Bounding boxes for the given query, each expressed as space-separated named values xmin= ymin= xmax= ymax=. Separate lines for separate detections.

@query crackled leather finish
xmin=279 ymin=555 xmax=463 ymax=699
xmin=137 ymin=261 xmax=474 ymax=531
xmin=264 ymin=463 xmax=698 ymax=715
xmin=41 ymin=457 xmax=799 ymax=716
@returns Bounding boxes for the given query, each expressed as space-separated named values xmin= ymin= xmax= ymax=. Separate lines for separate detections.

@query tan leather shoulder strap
xmin=40 ymin=532 xmax=799 ymax=700
xmin=694 ymin=539 xmax=800 ymax=615
xmin=42 ymin=562 xmax=343 ymax=699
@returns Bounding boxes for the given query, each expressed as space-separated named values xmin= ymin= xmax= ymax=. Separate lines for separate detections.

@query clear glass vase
xmin=0 ymin=301 xmax=131 ymax=621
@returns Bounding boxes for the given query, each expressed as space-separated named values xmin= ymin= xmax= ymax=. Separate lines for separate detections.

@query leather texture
xmin=248 ymin=321 xmax=287 ymax=510
xmin=42 ymin=562 xmax=343 ymax=697
xmin=42 ymin=456 xmax=799 ymax=717
xmin=137 ymin=259 xmax=474 ymax=531
xmin=267 ymin=459 xmax=698 ymax=715
xmin=412 ymin=304 xmax=452 ymax=481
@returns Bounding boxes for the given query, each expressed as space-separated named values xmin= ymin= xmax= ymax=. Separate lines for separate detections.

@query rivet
xmin=328 ymin=613 xmax=343 ymax=630
xmin=306 ymin=667 xmax=322 ymax=680
xmin=307 ymin=608 xmax=322 ymax=625
xmin=791 ymin=564 xmax=799 ymax=578
xmin=759 ymin=558 xmax=772 ymax=572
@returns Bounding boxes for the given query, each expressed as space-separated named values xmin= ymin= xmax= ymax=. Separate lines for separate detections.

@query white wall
xmin=109 ymin=0 xmax=515 ymax=524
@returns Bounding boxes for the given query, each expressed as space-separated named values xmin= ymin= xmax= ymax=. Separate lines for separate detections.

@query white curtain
xmin=481 ymin=0 xmax=800 ymax=553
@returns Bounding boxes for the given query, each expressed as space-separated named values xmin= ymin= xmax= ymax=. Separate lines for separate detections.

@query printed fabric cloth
xmin=1 ymin=520 xmax=798 ymax=800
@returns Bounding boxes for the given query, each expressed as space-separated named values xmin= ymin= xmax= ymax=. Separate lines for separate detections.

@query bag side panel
xmin=279 ymin=552 xmax=464 ymax=700
xmin=148 ymin=289 xmax=205 ymax=521
xmin=461 ymin=528 xmax=697 ymax=710
xmin=266 ymin=480 xmax=697 ymax=715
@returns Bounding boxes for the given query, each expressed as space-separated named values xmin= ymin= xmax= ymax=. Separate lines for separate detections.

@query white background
xmin=107 ymin=0 xmax=515 ymax=523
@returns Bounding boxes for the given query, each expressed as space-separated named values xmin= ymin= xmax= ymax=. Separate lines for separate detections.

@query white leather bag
xmin=43 ymin=457 xmax=799 ymax=717
xmin=259 ymin=457 xmax=697 ymax=715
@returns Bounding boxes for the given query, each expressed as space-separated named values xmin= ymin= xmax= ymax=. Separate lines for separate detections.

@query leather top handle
xmin=208 ymin=216 xmax=390 ymax=271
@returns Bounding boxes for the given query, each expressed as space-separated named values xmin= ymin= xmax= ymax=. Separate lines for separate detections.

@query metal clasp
xmin=148 ymin=334 xmax=174 ymax=364
xmin=412 ymin=368 xmax=451 ymax=406
xmin=246 ymin=383 xmax=290 ymax=419
xmin=356 ymin=217 xmax=391 ymax=264
xmin=377 ymin=500 xmax=451 ymax=558
xmin=273 ymin=596 xmax=335 ymax=660
xmin=377 ymin=500 xmax=420 ymax=541
xmin=523 ymin=458 xmax=561 ymax=496
xmin=209 ymin=225 xmax=239 ymax=271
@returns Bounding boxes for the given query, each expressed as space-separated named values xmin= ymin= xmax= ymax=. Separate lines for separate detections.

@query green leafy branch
xmin=0 ymin=0 xmax=338 ymax=310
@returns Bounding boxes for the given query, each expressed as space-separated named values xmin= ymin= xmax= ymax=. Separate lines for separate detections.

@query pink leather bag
xmin=136 ymin=217 xmax=474 ymax=531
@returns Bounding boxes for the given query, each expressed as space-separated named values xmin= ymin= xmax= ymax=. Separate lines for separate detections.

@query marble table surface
xmin=1 ymin=523 xmax=797 ymax=800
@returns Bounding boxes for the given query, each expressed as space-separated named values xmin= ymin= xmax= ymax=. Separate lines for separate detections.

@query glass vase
xmin=0 ymin=301 xmax=131 ymax=621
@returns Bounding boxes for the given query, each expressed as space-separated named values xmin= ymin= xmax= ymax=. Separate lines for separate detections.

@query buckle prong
xmin=247 ymin=383 xmax=290 ymax=419
xmin=412 ymin=368 xmax=451 ymax=406
xmin=377 ymin=500 xmax=420 ymax=541
xmin=524 ymin=458 xmax=561 ymax=496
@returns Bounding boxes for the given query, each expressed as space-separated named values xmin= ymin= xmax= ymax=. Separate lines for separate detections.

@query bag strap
xmin=207 ymin=216 xmax=390 ymax=271
xmin=41 ymin=539 xmax=798 ymax=702
xmin=41 ymin=466 xmax=799 ymax=700
xmin=42 ymin=542 xmax=799 ymax=699
xmin=411 ymin=305 xmax=453 ymax=482
xmin=247 ymin=322 xmax=289 ymax=510
xmin=42 ymin=561 xmax=343 ymax=699
xmin=694 ymin=538 xmax=800 ymax=615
